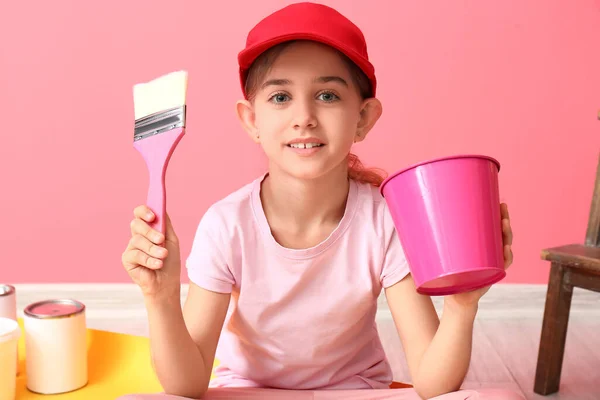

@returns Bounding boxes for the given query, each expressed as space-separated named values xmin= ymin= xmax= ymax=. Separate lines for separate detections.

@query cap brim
xmin=238 ymin=32 xmax=376 ymax=98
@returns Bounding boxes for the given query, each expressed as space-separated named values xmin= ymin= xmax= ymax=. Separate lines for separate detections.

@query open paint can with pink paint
xmin=380 ymin=155 xmax=506 ymax=295
xmin=24 ymin=299 xmax=88 ymax=394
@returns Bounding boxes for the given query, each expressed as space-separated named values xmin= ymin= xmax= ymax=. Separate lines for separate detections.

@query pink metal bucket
xmin=380 ymin=155 xmax=506 ymax=296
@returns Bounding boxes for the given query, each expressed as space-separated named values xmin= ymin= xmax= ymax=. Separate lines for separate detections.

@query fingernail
xmin=153 ymin=259 xmax=162 ymax=267
xmin=146 ymin=211 xmax=154 ymax=219
xmin=154 ymin=233 xmax=163 ymax=243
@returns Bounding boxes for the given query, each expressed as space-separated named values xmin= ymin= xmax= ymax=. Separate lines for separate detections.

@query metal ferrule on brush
xmin=134 ymin=106 xmax=186 ymax=141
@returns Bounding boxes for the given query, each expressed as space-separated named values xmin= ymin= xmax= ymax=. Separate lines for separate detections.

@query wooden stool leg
xmin=534 ymin=263 xmax=573 ymax=395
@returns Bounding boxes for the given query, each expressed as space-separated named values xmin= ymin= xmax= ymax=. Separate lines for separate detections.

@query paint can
xmin=24 ymin=299 xmax=87 ymax=394
xmin=0 ymin=317 xmax=20 ymax=400
xmin=0 ymin=284 xmax=18 ymax=376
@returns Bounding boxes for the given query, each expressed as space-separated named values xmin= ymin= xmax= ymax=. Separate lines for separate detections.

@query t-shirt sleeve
xmin=185 ymin=206 xmax=235 ymax=294
xmin=380 ymin=202 xmax=411 ymax=288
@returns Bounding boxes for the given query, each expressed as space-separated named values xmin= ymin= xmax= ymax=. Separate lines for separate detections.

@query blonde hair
xmin=243 ymin=41 xmax=387 ymax=187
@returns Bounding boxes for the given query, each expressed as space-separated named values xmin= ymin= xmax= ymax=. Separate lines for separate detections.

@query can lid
xmin=0 ymin=284 xmax=15 ymax=297
xmin=24 ymin=299 xmax=85 ymax=319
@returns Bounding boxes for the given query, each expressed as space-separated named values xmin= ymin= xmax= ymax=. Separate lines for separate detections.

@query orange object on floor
xmin=14 ymin=318 xmax=412 ymax=398
xmin=15 ymin=319 xmax=167 ymax=399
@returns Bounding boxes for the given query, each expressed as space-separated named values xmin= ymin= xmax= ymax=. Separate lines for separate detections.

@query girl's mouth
xmin=287 ymin=143 xmax=324 ymax=149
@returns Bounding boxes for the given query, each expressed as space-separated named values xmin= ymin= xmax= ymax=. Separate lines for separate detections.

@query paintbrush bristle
xmin=133 ymin=70 xmax=188 ymax=120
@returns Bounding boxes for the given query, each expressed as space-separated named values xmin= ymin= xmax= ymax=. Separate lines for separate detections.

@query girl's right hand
xmin=122 ymin=205 xmax=182 ymax=300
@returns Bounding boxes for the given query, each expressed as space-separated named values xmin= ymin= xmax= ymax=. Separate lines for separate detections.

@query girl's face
xmin=236 ymin=41 xmax=382 ymax=181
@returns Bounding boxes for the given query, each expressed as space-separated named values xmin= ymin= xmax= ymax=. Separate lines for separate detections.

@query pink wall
xmin=1 ymin=1 xmax=599 ymax=284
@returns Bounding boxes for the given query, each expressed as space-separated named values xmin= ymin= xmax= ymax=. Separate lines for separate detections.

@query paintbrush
xmin=133 ymin=70 xmax=187 ymax=234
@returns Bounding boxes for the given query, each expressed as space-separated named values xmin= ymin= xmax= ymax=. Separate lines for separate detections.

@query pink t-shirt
xmin=186 ymin=174 xmax=410 ymax=390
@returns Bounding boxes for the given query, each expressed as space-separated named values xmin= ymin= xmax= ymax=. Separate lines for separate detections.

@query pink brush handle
xmin=133 ymin=127 xmax=185 ymax=234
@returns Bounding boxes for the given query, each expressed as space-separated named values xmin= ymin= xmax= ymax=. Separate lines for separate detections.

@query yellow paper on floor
xmin=15 ymin=319 xmax=219 ymax=399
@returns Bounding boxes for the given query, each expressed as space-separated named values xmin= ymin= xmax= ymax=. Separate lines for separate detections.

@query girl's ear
xmin=236 ymin=99 xmax=260 ymax=143
xmin=354 ymin=97 xmax=383 ymax=143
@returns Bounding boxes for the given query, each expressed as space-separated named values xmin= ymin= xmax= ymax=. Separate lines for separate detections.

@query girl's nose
xmin=292 ymin=101 xmax=317 ymax=130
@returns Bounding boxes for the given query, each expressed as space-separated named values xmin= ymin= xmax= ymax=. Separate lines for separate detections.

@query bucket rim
xmin=380 ymin=154 xmax=501 ymax=196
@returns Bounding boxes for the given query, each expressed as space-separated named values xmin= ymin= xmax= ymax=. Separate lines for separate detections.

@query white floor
xmin=11 ymin=283 xmax=600 ymax=400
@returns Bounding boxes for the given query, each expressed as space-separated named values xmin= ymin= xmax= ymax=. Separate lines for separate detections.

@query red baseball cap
xmin=238 ymin=2 xmax=377 ymax=99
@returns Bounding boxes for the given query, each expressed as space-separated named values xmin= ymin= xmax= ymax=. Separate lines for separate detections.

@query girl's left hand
xmin=444 ymin=203 xmax=514 ymax=310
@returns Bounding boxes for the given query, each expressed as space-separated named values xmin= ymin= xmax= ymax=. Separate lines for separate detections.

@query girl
xmin=120 ymin=3 xmax=521 ymax=399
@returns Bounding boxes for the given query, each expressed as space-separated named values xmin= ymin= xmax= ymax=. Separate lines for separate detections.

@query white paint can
xmin=0 ymin=285 xmax=18 ymax=376
xmin=0 ymin=317 xmax=20 ymax=400
xmin=24 ymin=299 xmax=87 ymax=394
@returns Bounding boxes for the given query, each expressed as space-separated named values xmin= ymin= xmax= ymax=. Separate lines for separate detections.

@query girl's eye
xmin=269 ymin=93 xmax=290 ymax=104
xmin=318 ymin=92 xmax=339 ymax=102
